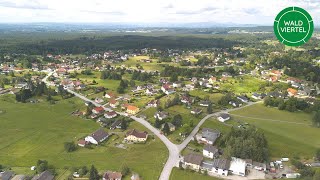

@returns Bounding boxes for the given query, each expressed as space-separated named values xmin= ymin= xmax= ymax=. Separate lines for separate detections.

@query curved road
xmin=42 ymin=72 xmax=259 ymax=180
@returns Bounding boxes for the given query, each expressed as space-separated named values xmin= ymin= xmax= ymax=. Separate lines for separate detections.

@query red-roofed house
xmin=209 ymin=77 xmax=217 ymax=84
xmin=105 ymin=92 xmax=116 ymax=99
xmin=126 ymin=105 xmax=139 ymax=115
xmin=287 ymin=88 xmax=298 ymax=97
xmin=268 ymin=76 xmax=278 ymax=82
xmin=92 ymin=106 xmax=104 ymax=114
xmin=109 ymin=99 xmax=119 ymax=108
xmin=104 ymin=111 xmax=118 ymax=119
xmin=78 ymin=139 xmax=89 ymax=147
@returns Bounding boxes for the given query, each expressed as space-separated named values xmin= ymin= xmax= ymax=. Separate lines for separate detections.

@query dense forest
xmin=0 ymin=35 xmax=239 ymax=55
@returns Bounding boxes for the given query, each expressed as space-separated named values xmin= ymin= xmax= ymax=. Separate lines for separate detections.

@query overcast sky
xmin=0 ymin=0 xmax=319 ymax=25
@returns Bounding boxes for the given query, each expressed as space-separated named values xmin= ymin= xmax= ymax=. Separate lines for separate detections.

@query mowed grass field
xmin=229 ymin=103 xmax=319 ymax=160
xmin=170 ymin=168 xmax=221 ymax=180
xmin=0 ymin=95 xmax=168 ymax=179
xmin=219 ymin=75 xmax=265 ymax=94
xmin=121 ymin=55 xmax=179 ymax=71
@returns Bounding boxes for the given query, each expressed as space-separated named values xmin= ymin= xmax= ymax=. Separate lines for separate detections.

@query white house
xmin=203 ymin=145 xmax=219 ymax=159
xmin=212 ymin=159 xmax=230 ymax=176
xmin=217 ymin=113 xmax=231 ymax=122
xmin=104 ymin=111 xmax=117 ymax=119
xmin=85 ymin=129 xmax=109 ymax=145
xmin=229 ymin=157 xmax=246 ymax=177
xmin=161 ymin=84 xmax=175 ymax=95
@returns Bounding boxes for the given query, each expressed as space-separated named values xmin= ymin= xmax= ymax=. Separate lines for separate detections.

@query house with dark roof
xmin=217 ymin=113 xmax=231 ymax=122
xmin=124 ymin=129 xmax=148 ymax=143
xmin=110 ymin=120 xmax=122 ymax=130
xmin=237 ymin=96 xmax=249 ymax=103
xmin=184 ymin=154 xmax=203 ymax=170
xmin=251 ymin=93 xmax=263 ymax=100
xmin=154 ymin=111 xmax=169 ymax=120
xmin=180 ymin=96 xmax=193 ymax=105
xmin=146 ymin=99 xmax=159 ymax=107
xmin=199 ymin=100 xmax=210 ymax=107
xmin=31 ymin=171 xmax=54 ymax=180
xmin=102 ymin=171 xmax=122 ymax=180
xmin=0 ymin=171 xmax=14 ymax=180
xmin=211 ymin=158 xmax=231 ymax=176
xmin=196 ymin=128 xmax=220 ymax=145
xmin=85 ymin=129 xmax=109 ymax=145
xmin=229 ymin=100 xmax=242 ymax=107
xmin=11 ymin=175 xmax=26 ymax=180
xmin=104 ymin=111 xmax=118 ymax=119
xmin=191 ymin=108 xmax=202 ymax=115
xmin=203 ymin=145 xmax=219 ymax=159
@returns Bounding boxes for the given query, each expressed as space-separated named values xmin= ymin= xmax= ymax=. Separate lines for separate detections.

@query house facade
xmin=203 ymin=145 xmax=219 ymax=159
xmin=184 ymin=154 xmax=203 ymax=170
xmin=124 ymin=129 xmax=148 ymax=143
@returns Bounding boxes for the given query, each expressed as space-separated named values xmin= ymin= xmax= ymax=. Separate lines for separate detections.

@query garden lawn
xmin=189 ymin=90 xmax=224 ymax=103
xmin=219 ymin=75 xmax=265 ymax=94
xmin=0 ymin=95 xmax=168 ymax=179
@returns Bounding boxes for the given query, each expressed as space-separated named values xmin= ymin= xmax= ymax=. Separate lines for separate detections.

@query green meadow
xmin=0 ymin=95 xmax=167 ymax=179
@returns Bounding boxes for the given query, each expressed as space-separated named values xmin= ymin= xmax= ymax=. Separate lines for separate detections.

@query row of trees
xmin=100 ymin=70 xmax=122 ymax=80
xmin=131 ymin=70 xmax=153 ymax=82
xmin=117 ymin=79 xmax=129 ymax=94
xmin=264 ymin=97 xmax=310 ymax=112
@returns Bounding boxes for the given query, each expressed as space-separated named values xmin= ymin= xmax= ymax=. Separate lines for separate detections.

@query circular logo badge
xmin=274 ymin=7 xmax=313 ymax=46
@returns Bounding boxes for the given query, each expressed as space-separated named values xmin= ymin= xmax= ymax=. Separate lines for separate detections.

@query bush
xmin=64 ymin=142 xmax=77 ymax=152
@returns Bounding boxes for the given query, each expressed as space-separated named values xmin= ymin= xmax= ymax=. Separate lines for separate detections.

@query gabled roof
xmin=93 ymin=106 xmax=104 ymax=112
xmin=103 ymin=171 xmax=122 ymax=180
xmin=31 ymin=170 xmax=54 ymax=180
xmin=202 ymin=128 xmax=220 ymax=143
xmin=287 ymin=88 xmax=298 ymax=95
xmin=219 ymin=113 xmax=230 ymax=119
xmin=126 ymin=129 xmax=148 ymax=138
xmin=184 ymin=153 xmax=203 ymax=165
xmin=204 ymin=145 xmax=219 ymax=154
xmin=110 ymin=119 xmax=122 ymax=129
xmin=0 ymin=171 xmax=14 ymax=180
xmin=127 ymin=105 xmax=139 ymax=111
xmin=106 ymin=111 xmax=117 ymax=116
xmin=213 ymin=158 xmax=230 ymax=170
xmin=109 ymin=99 xmax=117 ymax=104
xmin=90 ymin=129 xmax=109 ymax=142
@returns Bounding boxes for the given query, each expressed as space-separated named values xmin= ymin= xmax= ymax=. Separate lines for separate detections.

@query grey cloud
xmin=173 ymin=6 xmax=219 ymax=15
xmin=243 ymin=8 xmax=260 ymax=15
xmin=163 ymin=4 xmax=174 ymax=9
xmin=0 ymin=0 xmax=50 ymax=10
xmin=81 ymin=10 xmax=126 ymax=16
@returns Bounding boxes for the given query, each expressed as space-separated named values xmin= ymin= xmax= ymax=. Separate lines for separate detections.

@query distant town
xmin=0 ymin=25 xmax=320 ymax=180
